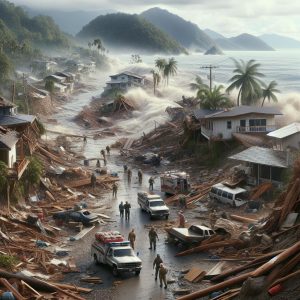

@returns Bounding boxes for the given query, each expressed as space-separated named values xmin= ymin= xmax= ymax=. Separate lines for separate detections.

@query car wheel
xmin=112 ymin=266 xmax=119 ymax=277
xmin=135 ymin=270 xmax=140 ymax=276
xmin=165 ymin=215 xmax=169 ymax=220
xmin=93 ymin=254 xmax=99 ymax=264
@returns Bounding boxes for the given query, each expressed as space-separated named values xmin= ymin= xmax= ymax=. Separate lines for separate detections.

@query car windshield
xmin=149 ymin=201 xmax=165 ymax=207
xmin=114 ymin=249 xmax=134 ymax=257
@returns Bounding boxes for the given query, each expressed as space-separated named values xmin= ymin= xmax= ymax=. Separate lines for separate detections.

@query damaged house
xmin=195 ymin=106 xmax=282 ymax=141
xmin=105 ymin=71 xmax=145 ymax=91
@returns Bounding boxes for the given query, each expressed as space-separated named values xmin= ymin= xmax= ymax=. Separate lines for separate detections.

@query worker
xmin=128 ymin=229 xmax=136 ymax=249
xmin=149 ymin=176 xmax=154 ymax=191
xmin=83 ymin=135 xmax=87 ymax=143
xmin=100 ymin=149 xmax=106 ymax=159
xmin=179 ymin=196 xmax=187 ymax=209
xmin=124 ymin=201 xmax=131 ymax=220
xmin=90 ymin=173 xmax=96 ymax=188
xmin=127 ymin=168 xmax=132 ymax=182
xmin=138 ymin=169 xmax=143 ymax=184
xmin=119 ymin=201 xmax=124 ymax=218
xmin=112 ymin=182 xmax=118 ymax=198
xmin=153 ymin=254 xmax=163 ymax=280
xmin=209 ymin=210 xmax=218 ymax=229
xmin=159 ymin=263 xmax=168 ymax=289
xmin=149 ymin=227 xmax=159 ymax=250
xmin=96 ymin=159 xmax=101 ymax=168
xmin=178 ymin=211 xmax=185 ymax=228
xmin=123 ymin=164 xmax=128 ymax=172
xmin=106 ymin=145 xmax=110 ymax=155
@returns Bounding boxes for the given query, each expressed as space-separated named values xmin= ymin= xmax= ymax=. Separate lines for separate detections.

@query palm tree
xmin=198 ymin=85 xmax=233 ymax=110
xmin=155 ymin=58 xmax=167 ymax=73
xmin=150 ymin=69 xmax=161 ymax=95
xmin=261 ymin=81 xmax=280 ymax=107
xmin=190 ymin=76 xmax=209 ymax=91
xmin=226 ymin=59 xmax=265 ymax=106
xmin=163 ymin=57 xmax=177 ymax=85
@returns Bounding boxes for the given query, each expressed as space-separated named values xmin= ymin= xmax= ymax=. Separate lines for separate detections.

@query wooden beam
xmin=0 ymin=278 xmax=26 ymax=300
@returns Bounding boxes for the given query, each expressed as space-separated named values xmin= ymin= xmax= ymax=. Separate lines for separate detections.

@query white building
xmin=196 ymin=106 xmax=282 ymax=141
xmin=267 ymin=122 xmax=300 ymax=151
xmin=105 ymin=71 xmax=145 ymax=91
xmin=0 ymin=130 xmax=18 ymax=168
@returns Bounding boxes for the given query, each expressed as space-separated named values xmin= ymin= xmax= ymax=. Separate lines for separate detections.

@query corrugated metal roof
xmin=229 ymin=146 xmax=288 ymax=168
xmin=0 ymin=131 xmax=18 ymax=149
xmin=267 ymin=122 xmax=300 ymax=139
xmin=205 ymin=106 xmax=282 ymax=119
xmin=0 ymin=114 xmax=36 ymax=126
xmin=192 ymin=109 xmax=221 ymax=120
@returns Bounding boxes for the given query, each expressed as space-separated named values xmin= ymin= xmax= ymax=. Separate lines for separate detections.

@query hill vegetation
xmin=141 ymin=7 xmax=215 ymax=51
xmin=77 ymin=13 xmax=186 ymax=54
xmin=0 ymin=0 xmax=70 ymax=82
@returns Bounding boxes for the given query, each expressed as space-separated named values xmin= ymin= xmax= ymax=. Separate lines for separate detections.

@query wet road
xmin=47 ymin=76 xmax=213 ymax=299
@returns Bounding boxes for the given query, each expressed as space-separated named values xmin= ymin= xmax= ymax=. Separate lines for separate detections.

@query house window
xmin=227 ymin=121 xmax=232 ymax=129
xmin=249 ymin=119 xmax=266 ymax=131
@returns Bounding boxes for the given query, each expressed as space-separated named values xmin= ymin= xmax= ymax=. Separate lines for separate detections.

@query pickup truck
xmin=91 ymin=232 xmax=142 ymax=276
xmin=167 ymin=225 xmax=215 ymax=245
xmin=137 ymin=192 xmax=169 ymax=219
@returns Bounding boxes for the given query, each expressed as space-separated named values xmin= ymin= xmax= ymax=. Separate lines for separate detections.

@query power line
xmin=200 ymin=65 xmax=219 ymax=91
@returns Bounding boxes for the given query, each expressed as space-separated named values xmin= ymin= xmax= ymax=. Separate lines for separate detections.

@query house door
xmin=240 ymin=120 xmax=246 ymax=132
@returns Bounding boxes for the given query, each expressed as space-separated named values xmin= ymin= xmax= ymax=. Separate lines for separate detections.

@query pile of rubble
xmin=175 ymin=158 xmax=300 ymax=300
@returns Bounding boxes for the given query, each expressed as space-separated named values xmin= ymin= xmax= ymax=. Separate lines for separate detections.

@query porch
xmin=236 ymin=125 xmax=277 ymax=133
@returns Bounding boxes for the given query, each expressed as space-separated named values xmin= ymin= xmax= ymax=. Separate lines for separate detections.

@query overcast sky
xmin=12 ymin=0 xmax=300 ymax=39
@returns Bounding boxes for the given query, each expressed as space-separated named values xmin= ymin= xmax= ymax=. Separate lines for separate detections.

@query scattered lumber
xmin=230 ymin=214 xmax=258 ymax=224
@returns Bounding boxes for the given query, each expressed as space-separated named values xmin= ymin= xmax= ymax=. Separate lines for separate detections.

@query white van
xmin=209 ymin=183 xmax=248 ymax=207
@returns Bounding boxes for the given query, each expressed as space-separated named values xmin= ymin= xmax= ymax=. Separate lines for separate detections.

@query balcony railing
xmin=236 ymin=125 xmax=276 ymax=133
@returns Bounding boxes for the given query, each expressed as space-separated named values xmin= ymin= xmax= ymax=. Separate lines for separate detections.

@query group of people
xmin=126 ymin=227 xmax=167 ymax=288
xmin=119 ymin=201 xmax=131 ymax=220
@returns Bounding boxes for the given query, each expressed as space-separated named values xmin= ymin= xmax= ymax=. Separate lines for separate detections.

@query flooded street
xmin=45 ymin=75 xmax=213 ymax=299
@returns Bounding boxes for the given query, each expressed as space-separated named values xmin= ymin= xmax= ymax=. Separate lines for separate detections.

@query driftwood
xmin=175 ymin=239 xmax=246 ymax=257
xmin=230 ymin=214 xmax=258 ymax=224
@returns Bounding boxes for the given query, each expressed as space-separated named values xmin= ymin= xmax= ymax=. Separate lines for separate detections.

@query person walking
xmin=149 ymin=227 xmax=159 ymax=250
xmin=209 ymin=210 xmax=218 ymax=229
xmin=128 ymin=229 xmax=136 ymax=249
xmin=90 ymin=173 xmax=96 ymax=188
xmin=178 ymin=211 xmax=186 ymax=228
xmin=179 ymin=195 xmax=187 ymax=209
xmin=124 ymin=201 xmax=131 ymax=220
xmin=100 ymin=149 xmax=106 ymax=159
xmin=112 ymin=182 xmax=118 ymax=198
xmin=127 ymin=169 xmax=132 ymax=182
xmin=106 ymin=145 xmax=110 ymax=155
xmin=138 ymin=169 xmax=143 ymax=184
xmin=96 ymin=159 xmax=101 ymax=168
xmin=149 ymin=176 xmax=154 ymax=191
xmin=119 ymin=201 xmax=124 ymax=218
xmin=153 ymin=254 xmax=163 ymax=280
xmin=159 ymin=263 xmax=168 ymax=289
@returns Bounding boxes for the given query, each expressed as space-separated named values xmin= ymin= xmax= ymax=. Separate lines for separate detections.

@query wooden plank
xmin=0 ymin=278 xmax=26 ymax=300
xmin=184 ymin=267 xmax=205 ymax=282
xmin=73 ymin=226 xmax=95 ymax=240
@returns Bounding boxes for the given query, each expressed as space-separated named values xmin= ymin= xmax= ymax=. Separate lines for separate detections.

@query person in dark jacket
xmin=124 ymin=201 xmax=131 ymax=220
xmin=153 ymin=254 xmax=163 ymax=280
xmin=119 ymin=201 xmax=124 ymax=218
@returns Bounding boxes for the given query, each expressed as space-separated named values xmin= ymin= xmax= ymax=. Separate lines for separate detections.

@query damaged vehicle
xmin=53 ymin=209 xmax=99 ymax=226
xmin=167 ymin=225 xmax=215 ymax=246
xmin=134 ymin=152 xmax=161 ymax=166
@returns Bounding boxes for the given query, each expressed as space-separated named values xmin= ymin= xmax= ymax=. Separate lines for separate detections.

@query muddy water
xmin=46 ymin=74 xmax=214 ymax=299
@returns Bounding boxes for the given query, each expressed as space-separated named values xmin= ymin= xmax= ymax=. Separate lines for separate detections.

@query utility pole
xmin=11 ymin=82 xmax=16 ymax=103
xmin=200 ymin=65 xmax=218 ymax=91
xmin=22 ymin=73 xmax=29 ymax=114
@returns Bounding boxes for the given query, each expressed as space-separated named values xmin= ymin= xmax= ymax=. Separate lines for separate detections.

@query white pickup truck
xmin=91 ymin=232 xmax=142 ymax=276
xmin=137 ymin=192 xmax=169 ymax=219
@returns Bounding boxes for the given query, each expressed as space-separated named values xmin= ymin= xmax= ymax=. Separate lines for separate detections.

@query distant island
xmin=77 ymin=13 xmax=187 ymax=54
xmin=259 ymin=34 xmax=300 ymax=50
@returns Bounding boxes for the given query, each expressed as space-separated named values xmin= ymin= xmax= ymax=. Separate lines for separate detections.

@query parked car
xmin=137 ymin=192 xmax=169 ymax=219
xmin=209 ymin=183 xmax=249 ymax=207
xmin=167 ymin=225 xmax=215 ymax=245
xmin=53 ymin=209 xmax=99 ymax=226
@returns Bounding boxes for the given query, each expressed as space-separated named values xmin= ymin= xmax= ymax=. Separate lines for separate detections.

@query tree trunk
xmin=237 ymin=88 xmax=242 ymax=106
xmin=261 ymin=96 xmax=266 ymax=107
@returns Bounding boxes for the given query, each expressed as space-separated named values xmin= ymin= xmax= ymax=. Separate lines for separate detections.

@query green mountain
xmin=140 ymin=7 xmax=215 ymax=51
xmin=0 ymin=0 xmax=69 ymax=48
xmin=77 ymin=13 xmax=186 ymax=54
